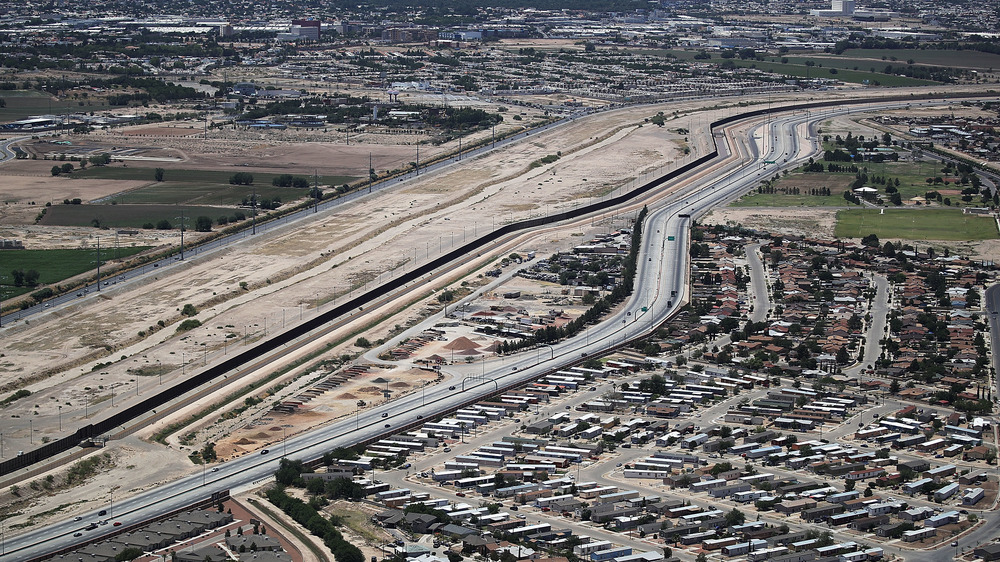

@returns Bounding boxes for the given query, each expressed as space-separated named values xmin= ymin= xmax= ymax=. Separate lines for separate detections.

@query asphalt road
xmin=745 ymin=243 xmax=770 ymax=324
xmin=0 ymin=98 xmax=970 ymax=560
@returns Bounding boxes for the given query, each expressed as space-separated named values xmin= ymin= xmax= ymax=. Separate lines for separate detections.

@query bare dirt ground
xmin=1 ymin=85 xmax=991 ymax=536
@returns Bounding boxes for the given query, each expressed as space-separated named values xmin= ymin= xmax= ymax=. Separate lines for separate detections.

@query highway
xmin=0 ymin=98 xmax=970 ymax=560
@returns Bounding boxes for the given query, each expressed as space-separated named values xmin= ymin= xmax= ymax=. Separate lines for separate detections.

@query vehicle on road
xmin=385 ymin=423 xmax=390 ymax=427
xmin=98 ymin=510 xmax=106 ymax=516
xmin=449 ymin=386 xmax=455 ymax=390
xmin=113 ymin=522 xmax=121 ymax=527
xmin=260 ymin=449 xmax=269 ymax=455
xmin=212 ymin=467 xmax=219 ymax=472
xmin=443 ymin=447 xmax=451 ymax=452
xmin=382 ymin=412 xmax=388 ymax=418
xmin=456 ymin=492 xmax=466 ymax=497
xmin=74 ymin=532 xmax=82 ymax=537
xmin=74 ymin=516 xmax=82 ymax=521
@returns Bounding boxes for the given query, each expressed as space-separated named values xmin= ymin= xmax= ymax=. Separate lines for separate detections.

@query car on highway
xmin=449 ymin=386 xmax=455 ymax=390
xmin=384 ymin=423 xmax=390 ymax=427
xmin=212 ymin=467 xmax=219 ymax=472
xmin=113 ymin=522 xmax=122 ymax=527
xmin=455 ymin=492 xmax=466 ymax=497
xmin=98 ymin=510 xmax=107 ymax=516
xmin=416 ymin=415 xmax=423 ymax=419
xmin=260 ymin=449 xmax=269 ymax=455
xmin=517 ymin=514 xmax=526 ymax=519
xmin=443 ymin=447 xmax=451 ymax=452
xmin=74 ymin=532 xmax=82 ymax=537
xmin=381 ymin=412 xmax=388 ymax=418
xmin=74 ymin=516 xmax=82 ymax=521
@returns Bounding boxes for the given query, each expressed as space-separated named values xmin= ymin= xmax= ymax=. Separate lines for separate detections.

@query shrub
xmin=176 ymin=319 xmax=202 ymax=332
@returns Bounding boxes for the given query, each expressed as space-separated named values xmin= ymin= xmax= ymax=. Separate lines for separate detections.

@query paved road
xmin=844 ymin=274 xmax=889 ymax=378
xmin=745 ymin=243 xmax=770 ymax=324
xmin=1 ymin=98 xmax=967 ymax=560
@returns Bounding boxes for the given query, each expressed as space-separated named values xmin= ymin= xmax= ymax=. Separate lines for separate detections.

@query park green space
xmin=835 ymin=208 xmax=997 ymax=241
xmin=0 ymin=90 xmax=110 ymax=123
xmin=637 ymin=49 xmax=938 ymax=86
xmin=40 ymin=204 xmax=233 ymax=228
xmin=736 ymin=157 xmax=988 ymax=209
xmin=731 ymin=191 xmax=853 ymax=208
xmin=0 ymin=246 xmax=150 ymax=298
xmin=839 ymin=48 xmax=1000 ymax=71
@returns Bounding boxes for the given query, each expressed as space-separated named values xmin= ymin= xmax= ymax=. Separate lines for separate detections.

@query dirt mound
xmin=390 ymin=381 xmax=409 ymax=388
xmin=444 ymin=336 xmax=480 ymax=351
xmin=358 ymin=386 xmax=382 ymax=393
xmin=234 ymin=438 xmax=255 ymax=445
xmin=338 ymin=392 xmax=358 ymax=400
xmin=270 ymin=426 xmax=282 ymax=431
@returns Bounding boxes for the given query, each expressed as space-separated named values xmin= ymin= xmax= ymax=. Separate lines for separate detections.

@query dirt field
xmin=0 ymin=85 xmax=992 ymax=535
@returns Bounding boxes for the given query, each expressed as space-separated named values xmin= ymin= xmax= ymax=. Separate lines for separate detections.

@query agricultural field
xmin=105 ymin=182 xmax=315 ymax=207
xmin=40 ymin=203 xmax=237 ymax=229
xmin=834 ymin=208 xmax=998 ymax=241
xmin=0 ymin=90 xmax=111 ymax=123
xmin=0 ymin=246 xmax=150 ymax=298
xmin=73 ymin=166 xmax=355 ymax=188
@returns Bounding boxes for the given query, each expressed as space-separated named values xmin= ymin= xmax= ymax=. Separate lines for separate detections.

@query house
xmin=974 ymin=544 xmax=1000 ymax=561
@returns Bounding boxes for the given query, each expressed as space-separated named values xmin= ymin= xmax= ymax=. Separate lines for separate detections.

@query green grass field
xmin=0 ymin=246 xmax=150 ymax=298
xmin=74 ymin=166 xmax=355 ymax=187
xmin=0 ymin=91 xmax=110 ymax=123
xmin=41 ymin=204 xmax=238 ymax=228
xmin=732 ymin=192 xmax=857 ymax=207
xmin=635 ymin=49 xmax=938 ymax=86
xmin=111 ymin=182 xmax=313 ymax=207
xmin=73 ymin=167 xmax=357 ymax=206
xmin=839 ymin=48 xmax=1000 ymax=71
xmin=725 ymin=58 xmax=938 ymax=86
xmin=835 ymin=209 xmax=997 ymax=241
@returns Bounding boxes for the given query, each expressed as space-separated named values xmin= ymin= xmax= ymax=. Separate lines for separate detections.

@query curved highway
xmin=0 ymin=97 xmax=973 ymax=560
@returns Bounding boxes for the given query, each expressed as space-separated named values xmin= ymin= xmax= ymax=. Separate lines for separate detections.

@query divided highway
xmin=0 ymin=97 xmax=962 ymax=560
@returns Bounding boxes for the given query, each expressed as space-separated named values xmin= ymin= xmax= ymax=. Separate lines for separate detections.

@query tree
xmin=201 ymin=442 xmax=217 ymax=462
xmin=844 ymin=479 xmax=856 ymax=491
xmin=229 ymin=172 xmax=254 ymax=185
xmin=181 ymin=304 xmax=198 ymax=317
xmin=51 ymin=165 xmax=62 ymax=176
xmin=195 ymin=215 xmax=212 ymax=232
xmin=724 ymin=508 xmax=746 ymax=526
xmin=154 ymin=167 xmax=165 ymax=181
xmin=156 ymin=219 xmax=172 ymax=230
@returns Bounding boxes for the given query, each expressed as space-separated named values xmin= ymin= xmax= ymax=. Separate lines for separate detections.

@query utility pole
xmin=369 ymin=153 xmax=373 ymax=193
xmin=176 ymin=209 xmax=187 ymax=260
xmin=415 ymin=144 xmax=419 ymax=176
xmin=251 ymin=185 xmax=257 ymax=235
xmin=313 ymin=169 xmax=320 ymax=213
xmin=96 ymin=237 xmax=101 ymax=291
